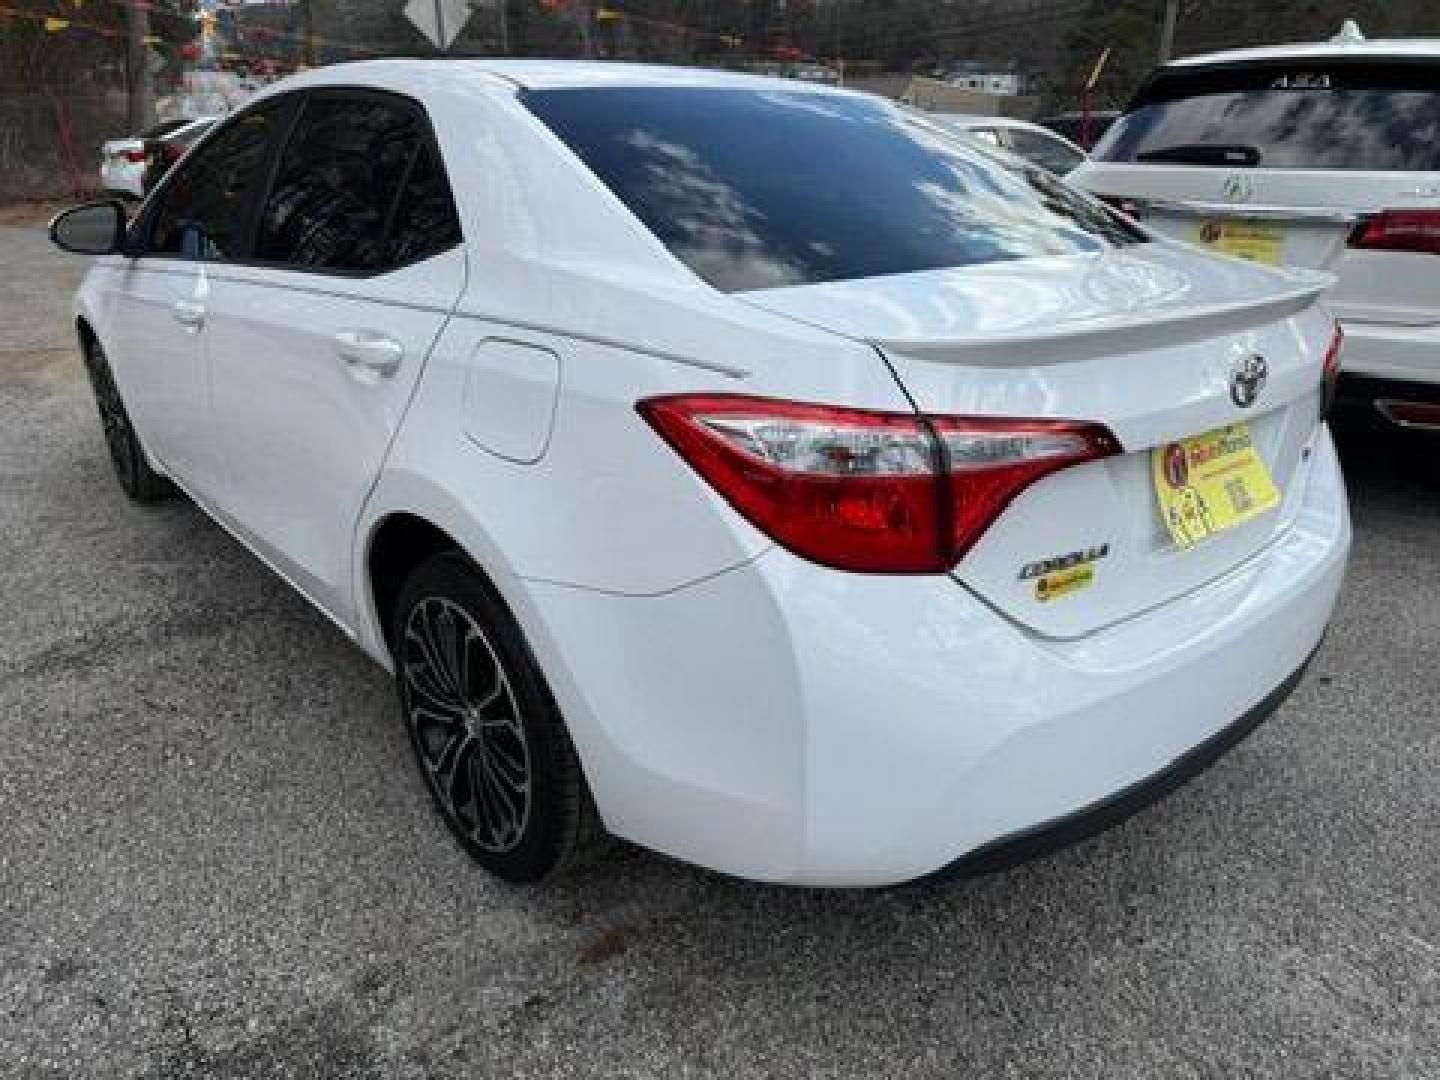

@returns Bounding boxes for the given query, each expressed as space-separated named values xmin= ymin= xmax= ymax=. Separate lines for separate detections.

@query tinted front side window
xmin=254 ymin=96 xmax=454 ymax=272
xmin=525 ymin=87 xmax=1141 ymax=293
xmin=1098 ymin=62 xmax=1440 ymax=171
xmin=149 ymin=103 xmax=289 ymax=261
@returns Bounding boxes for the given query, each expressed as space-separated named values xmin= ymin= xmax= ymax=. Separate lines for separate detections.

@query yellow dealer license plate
xmin=1190 ymin=219 xmax=1286 ymax=266
xmin=1152 ymin=423 xmax=1280 ymax=549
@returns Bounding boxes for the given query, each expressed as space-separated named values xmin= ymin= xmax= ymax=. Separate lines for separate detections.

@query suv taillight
xmin=638 ymin=395 xmax=1120 ymax=574
xmin=1349 ymin=209 xmax=1440 ymax=255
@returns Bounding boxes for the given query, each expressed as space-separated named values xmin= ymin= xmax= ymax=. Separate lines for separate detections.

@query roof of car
xmin=287 ymin=57 xmax=848 ymax=94
xmin=1167 ymin=30 xmax=1440 ymax=70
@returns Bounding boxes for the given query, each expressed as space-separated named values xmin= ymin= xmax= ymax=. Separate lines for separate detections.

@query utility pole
xmin=123 ymin=0 xmax=154 ymax=131
xmin=302 ymin=0 xmax=316 ymax=66
xmin=1158 ymin=0 xmax=1179 ymax=63
xmin=497 ymin=0 xmax=510 ymax=54
xmin=576 ymin=0 xmax=593 ymax=58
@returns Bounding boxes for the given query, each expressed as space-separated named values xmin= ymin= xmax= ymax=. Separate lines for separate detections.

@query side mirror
xmin=49 ymin=200 xmax=128 ymax=256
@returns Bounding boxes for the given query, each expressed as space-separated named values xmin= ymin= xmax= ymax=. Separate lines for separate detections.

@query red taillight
xmin=928 ymin=415 xmax=1122 ymax=559
xmin=1349 ymin=209 xmax=1440 ymax=255
xmin=1321 ymin=323 xmax=1344 ymax=419
xmin=638 ymin=395 xmax=1120 ymax=574
xmin=122 ymin=148 xmax=147 ymax=163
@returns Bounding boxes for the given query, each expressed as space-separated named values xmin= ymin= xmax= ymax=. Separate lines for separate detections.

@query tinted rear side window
xmin=256 ymin=96 xmax=423 ymax=272
xmin=383 ymin=142 xmax=463 ymax=267
xmin=526 ymin=86 xmax=1141 ymax=292
xmin=1098 ymin=61 xmax=1440 ymax=171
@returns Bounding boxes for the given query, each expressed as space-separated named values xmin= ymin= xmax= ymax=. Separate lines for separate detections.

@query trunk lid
xmin=740 ymin=243 xmax=1334 ymax=638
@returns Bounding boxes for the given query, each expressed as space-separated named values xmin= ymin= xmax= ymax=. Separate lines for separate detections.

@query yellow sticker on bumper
xmin=1036 ymin=562 xmax=1095 ymax=603
xmin=1152 ymin=423 xmax=1280 ymax=549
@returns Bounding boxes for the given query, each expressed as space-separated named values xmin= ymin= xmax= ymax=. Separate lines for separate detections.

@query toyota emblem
xmin=1229 ymin=354 xmax=1268 ymax=409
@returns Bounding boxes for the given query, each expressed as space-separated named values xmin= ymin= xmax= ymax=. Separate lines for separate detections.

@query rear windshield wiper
xmin=1135 ymin=143 xmax=1263 ymax=167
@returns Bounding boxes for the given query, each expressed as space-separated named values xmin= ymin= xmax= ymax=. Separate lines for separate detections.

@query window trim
xmin=130 ymin=84 xmax=463 ymax=281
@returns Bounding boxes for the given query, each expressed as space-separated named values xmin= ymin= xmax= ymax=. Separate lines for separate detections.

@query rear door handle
xmin=334 ymin=330 xmax=404 ymax=381
xmin=172 ymin=299 xmax=206 ymax=328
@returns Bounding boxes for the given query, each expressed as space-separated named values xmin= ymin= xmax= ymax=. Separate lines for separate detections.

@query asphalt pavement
xmin=1 ymin=219 xmax=1438 ymax=1079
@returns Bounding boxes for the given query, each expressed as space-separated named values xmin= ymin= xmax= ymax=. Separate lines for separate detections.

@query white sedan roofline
xmin=266 ymin=56 xmax=859 ymax=96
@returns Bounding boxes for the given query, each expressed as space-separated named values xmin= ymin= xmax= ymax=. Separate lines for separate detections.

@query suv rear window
xmin=525 ymin=86 xmax=1141 ymax=293
xmin=1097 ymin=60 xmax=1440 ymax=171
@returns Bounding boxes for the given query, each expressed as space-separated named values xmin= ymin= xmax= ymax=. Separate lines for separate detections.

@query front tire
xmin=81 ymin=337 xmax=171 ymax=504
xmin=392 ymin=552 xmax=599 ymax=883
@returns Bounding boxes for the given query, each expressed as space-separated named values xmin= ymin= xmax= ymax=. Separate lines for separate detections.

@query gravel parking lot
xmin=2 ymin=214 xmax=1438 ymax=1080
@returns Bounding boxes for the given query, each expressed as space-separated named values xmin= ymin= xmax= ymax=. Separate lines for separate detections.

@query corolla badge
xmin=1229 ymin=354 xmax=1268 ymax=409
xmin=1220 ymin=174 xmax=1254 ymax=203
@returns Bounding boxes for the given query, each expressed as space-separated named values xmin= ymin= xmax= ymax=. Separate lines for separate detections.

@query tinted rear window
xmin=1097 ymin=60 xmax=1440 ymax=171
xmin=526 ymin=86 xmax=1141 ymax=292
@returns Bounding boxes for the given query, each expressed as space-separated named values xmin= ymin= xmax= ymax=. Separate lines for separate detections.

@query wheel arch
xmin=356 ymin=474 xmax=531 ymax=666
xmin=366 ymin=511 xmax=465 ymax=656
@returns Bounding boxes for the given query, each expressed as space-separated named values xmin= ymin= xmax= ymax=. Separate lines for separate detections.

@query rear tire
xmin=391 ymin=552 xmax=600 ymax=883
xmin=81 ymin=337 xmax=172 ymax=504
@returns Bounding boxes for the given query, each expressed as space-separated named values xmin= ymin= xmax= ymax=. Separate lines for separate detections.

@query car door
xmin=110 ymin=98 xmax=295 ymax=494
xmin=201 ymin=89 xmax=465 ymax=627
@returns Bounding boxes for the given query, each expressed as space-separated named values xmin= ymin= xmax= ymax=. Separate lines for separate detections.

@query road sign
xmin=405 ymin=0 xmax=473 ymax=50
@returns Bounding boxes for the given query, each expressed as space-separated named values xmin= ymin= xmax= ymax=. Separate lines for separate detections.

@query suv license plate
xmin=1191 ymin=219 xmax=1286 ymax=265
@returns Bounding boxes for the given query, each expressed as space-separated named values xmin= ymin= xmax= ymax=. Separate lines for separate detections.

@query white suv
xmin=1072 ymin=24 xmax=1440 ymax=432
xmin=49 ymin=60 xmax=1349 ymax=886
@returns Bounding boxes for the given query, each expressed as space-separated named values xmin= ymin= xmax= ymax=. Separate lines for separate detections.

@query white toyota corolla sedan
xmin=49 ymin=60 xmax=1350 ymax=887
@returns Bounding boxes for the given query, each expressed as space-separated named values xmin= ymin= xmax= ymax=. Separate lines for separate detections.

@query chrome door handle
xmin=334 ymin=330 xmax=404 ymax=380
xmin=172 ymin=299 xmax=206 ymax=328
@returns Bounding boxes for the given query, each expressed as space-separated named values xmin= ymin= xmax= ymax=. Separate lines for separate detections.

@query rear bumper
xmin=1337 ymin=317 xmax=1440 ymax=387
xmin=526 ymin=428 xmax=1350 ymax=887
xmin=933 ymin=645 xmax=1315 ymax=879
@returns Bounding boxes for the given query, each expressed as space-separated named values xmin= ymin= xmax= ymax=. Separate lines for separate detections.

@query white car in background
xmin=928 ymin=113 xmax=1088 ymax=175
xmin=100 ymin=117 xmax=214 ymax=200
xmin=927 ymin=113 xmax=1082 ymax=175
xmin=1072 ymin=23 xmax=1440 ymax=431
xmin=50 ymin=60 xmax=1348 ymax=886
